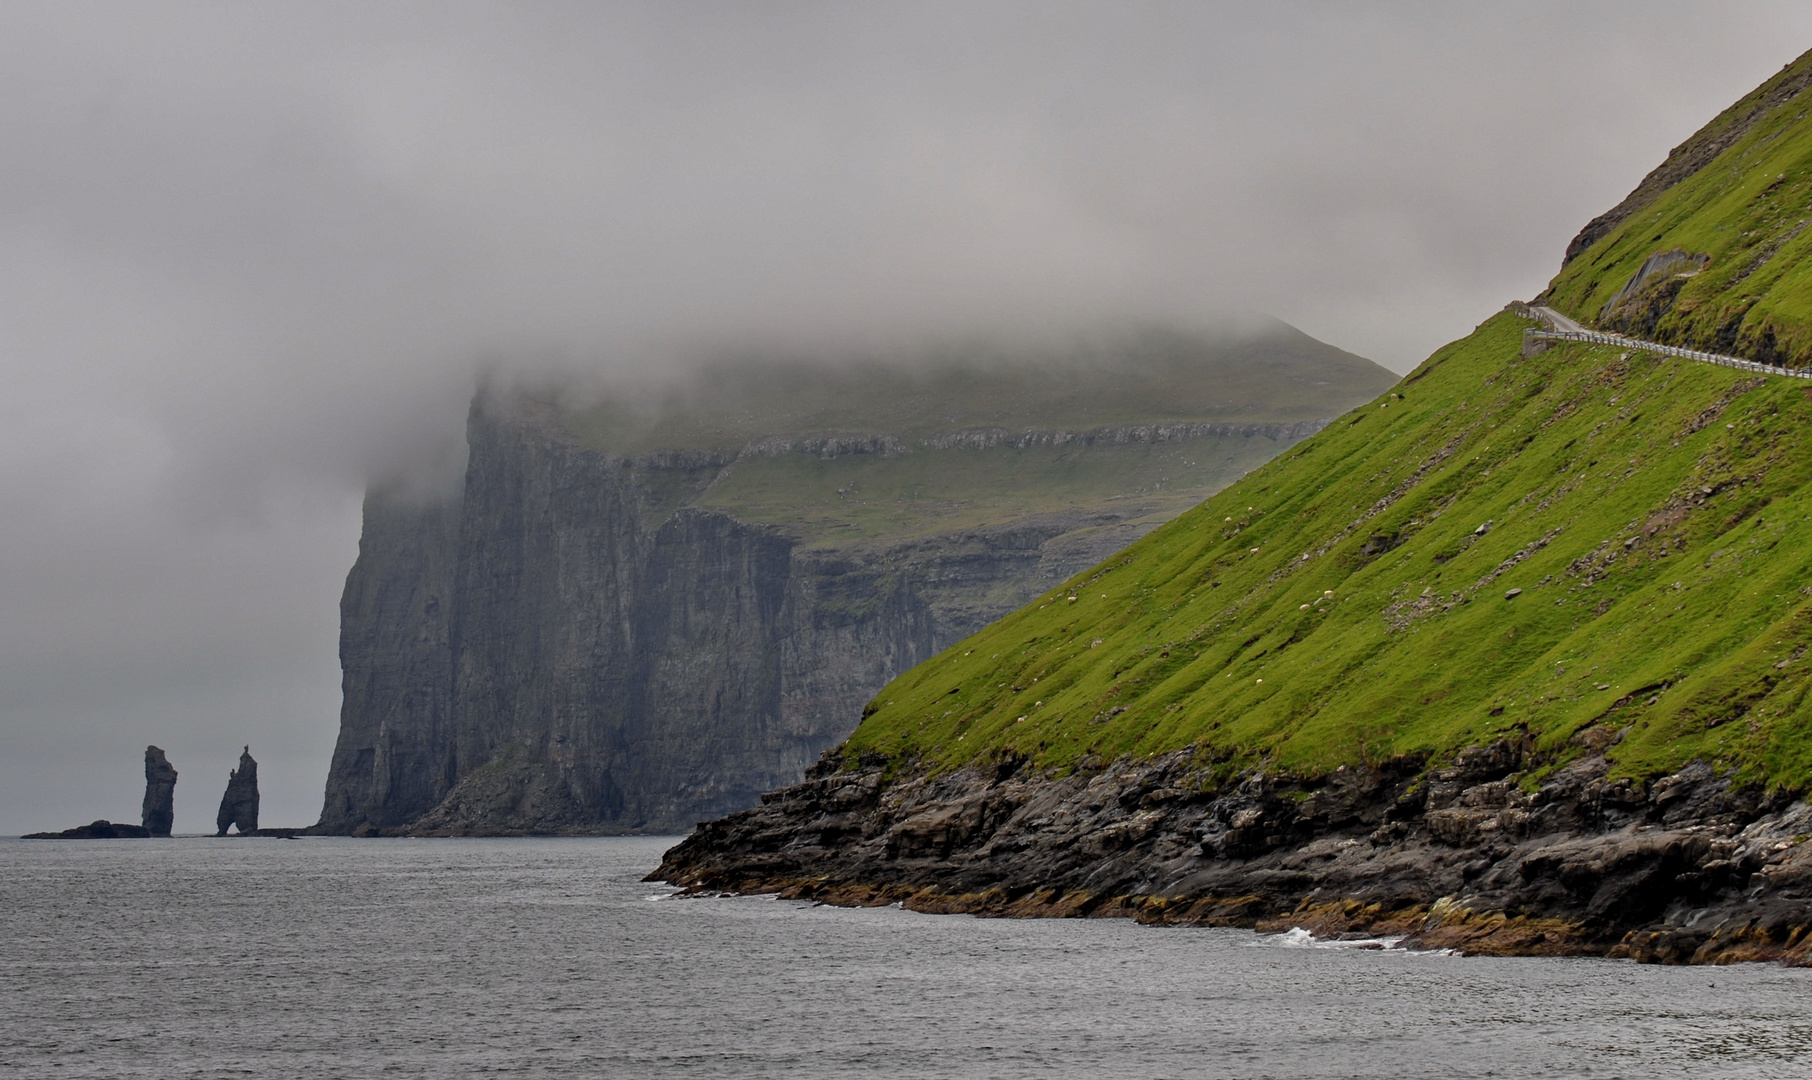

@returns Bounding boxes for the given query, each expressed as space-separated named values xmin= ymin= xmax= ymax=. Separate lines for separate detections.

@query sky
xmin=4 ymin=2 xmax=1812 ymax=834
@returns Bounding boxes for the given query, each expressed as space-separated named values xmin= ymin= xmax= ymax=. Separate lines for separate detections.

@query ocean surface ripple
xmin=2 ymin=836 xmax=1808 ymax=1078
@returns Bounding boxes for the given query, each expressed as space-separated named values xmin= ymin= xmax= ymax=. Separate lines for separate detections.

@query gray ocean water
xmin=2 ymin=836 xmax=1808 ymax=1079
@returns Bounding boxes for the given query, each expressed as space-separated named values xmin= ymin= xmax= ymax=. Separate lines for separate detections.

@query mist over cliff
xmin=5 ymin=4 xmax=1812 ymax=832
xmin=320 ymin=323 xmax=1394 ymax=834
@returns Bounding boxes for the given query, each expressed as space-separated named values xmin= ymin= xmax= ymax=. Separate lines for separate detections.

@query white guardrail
xmin=1511 ymin=305 xmax=1812 ymax=381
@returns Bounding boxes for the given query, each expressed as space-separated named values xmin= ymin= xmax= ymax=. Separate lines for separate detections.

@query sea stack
xmin=142 ymin=746 xmax=177 ymax=836
xmin=215 ymin=746 xmax=259 ymax=835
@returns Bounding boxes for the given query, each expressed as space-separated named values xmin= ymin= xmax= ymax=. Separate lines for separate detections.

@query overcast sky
xmin=4 ymin=3 xmax=1810 ymax=833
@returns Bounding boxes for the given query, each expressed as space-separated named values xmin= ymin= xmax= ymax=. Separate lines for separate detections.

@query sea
xmin=2 ymin=836 xmax=1808 ymax=1079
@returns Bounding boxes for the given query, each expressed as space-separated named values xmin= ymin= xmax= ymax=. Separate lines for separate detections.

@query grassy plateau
xmin=558 ymin=322 xmax=1393 ymax=549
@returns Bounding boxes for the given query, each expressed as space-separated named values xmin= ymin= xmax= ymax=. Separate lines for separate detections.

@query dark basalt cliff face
xmin=654 ymin=744 xmax=1812 ymax=964
xmin=314 ymin=317 xmax=1396 ymax=836
xmin=319 ymin=398 xmax=1268 ymax=836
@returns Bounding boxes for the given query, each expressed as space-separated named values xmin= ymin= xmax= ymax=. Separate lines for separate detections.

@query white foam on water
xmin=1248 ymin=926 xmax=1412 ymax=951
xmin=1255 ymin=926 xmax=1318 ymax=948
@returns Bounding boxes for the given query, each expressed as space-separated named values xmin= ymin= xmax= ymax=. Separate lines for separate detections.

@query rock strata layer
xmin=654 ymin=743 xmax=1812 ymax=964
xmin=215 ymin=747 xmax=260 ymax=836
xmin=142 ymin=745 xmax=177 ymax=837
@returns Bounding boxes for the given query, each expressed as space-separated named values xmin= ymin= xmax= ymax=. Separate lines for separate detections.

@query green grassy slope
xmin=838 ymin=48 xmax=1812 ymax=792
xmin=1545 ymin=49 xmax=1812 ymax=365
xmin=847 ymin=314 xmax=1812 ymax=789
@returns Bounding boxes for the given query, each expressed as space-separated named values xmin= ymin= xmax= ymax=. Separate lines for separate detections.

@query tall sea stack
xmin=142 ymin=746 xmax=176 ymax=836
xmin=215 ymin=747 xmax=259 ymax=835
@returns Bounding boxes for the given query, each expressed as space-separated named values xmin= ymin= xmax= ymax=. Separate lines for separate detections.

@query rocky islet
xmin=20 ymin=744 xmax=178 ymax=840
xmin=22 ymin=819 xmax=152 ymax=840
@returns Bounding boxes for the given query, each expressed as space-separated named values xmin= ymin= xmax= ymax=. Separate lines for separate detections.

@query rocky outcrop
xmin=23 ymin=820 xmax=151 ymax=839
xmin=317 ymin=397 xmax=1274 ymax=836
xmin=23 ymin=746 xmax=177 ymax=839
xmin=654 ymin=743 xmax=1812 ymax=964
xmin=1556 ymin=58 xmax=1812 ymax=270
xmin=142 ymin=745 xmax=176 ymax=836
xmin=215 ymin=747 xmax=259 ymax=835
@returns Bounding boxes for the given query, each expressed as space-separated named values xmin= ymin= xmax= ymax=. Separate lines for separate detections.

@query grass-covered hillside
xmin=845 ymin=48 xmax=1812 ymax=791
xmin=1545 ymin=49 xmax=1812 ymax=365
xmin=850 ymin=315 xmax=1812 ymax=789
xmin=559 ymin=322 xmax=1393 ymax=548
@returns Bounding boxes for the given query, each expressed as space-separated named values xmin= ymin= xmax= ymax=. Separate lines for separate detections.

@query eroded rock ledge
xmin=652 ymin=742 xmax=1812 ymax=965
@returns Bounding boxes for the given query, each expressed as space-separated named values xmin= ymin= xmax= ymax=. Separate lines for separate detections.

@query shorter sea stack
xmin=143 ymin=746 xmax=177 ymax=836
xmin=215 ymin=747 xmax=260 ymax=835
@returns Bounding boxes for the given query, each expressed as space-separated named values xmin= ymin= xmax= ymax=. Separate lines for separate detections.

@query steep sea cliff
xmin=323 ymin=399 xmax=935 ymax=834
xmin=319 ymin=325 xmax=1391 ymax=835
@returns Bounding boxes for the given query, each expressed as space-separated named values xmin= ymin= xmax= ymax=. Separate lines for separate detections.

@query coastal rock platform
xmin=654 ymin=743 xmax=1812 ymax=965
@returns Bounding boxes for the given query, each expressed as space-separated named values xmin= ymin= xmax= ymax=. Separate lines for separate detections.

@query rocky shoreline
xmin=652 ymin=741 xmax=1812 ymax=965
